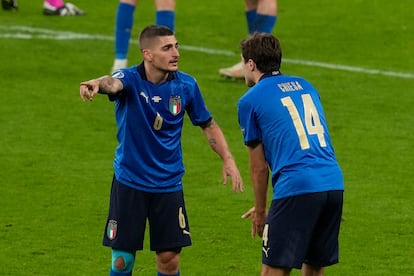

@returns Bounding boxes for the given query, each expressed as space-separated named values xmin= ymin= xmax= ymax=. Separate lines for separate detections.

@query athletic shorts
xmin=102 ymin=176 xmax=192 ymax=252
xmin=262 ymin=190 xmax=343 ymax=269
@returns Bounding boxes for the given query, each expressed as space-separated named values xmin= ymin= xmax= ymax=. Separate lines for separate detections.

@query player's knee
xmin=156 ymin=249 xmax=180 ymax=272
xmin=114 ymin=256 xmax=126 ymax=271
xmin=112 ymin=249 xmax=135 ymax=272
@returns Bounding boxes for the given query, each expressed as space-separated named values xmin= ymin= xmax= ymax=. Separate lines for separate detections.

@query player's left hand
xmin=222 ymin=161 xmax=244 ymax=192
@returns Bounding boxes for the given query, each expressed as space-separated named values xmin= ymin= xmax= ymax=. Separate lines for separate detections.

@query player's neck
xmin=258 ymin=70 xmax=280 ymax=82
xmin=145 ymin=66 xmax=169 ymax=84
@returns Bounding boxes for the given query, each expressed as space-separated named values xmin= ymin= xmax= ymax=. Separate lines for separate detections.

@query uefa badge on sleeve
xmin=169 ymin=96 xmax=181 ymax=115
xmin=107 ymin=220 xmax=118 ymax=240
xmin=111 ymin=70 xmax=124 ymax=79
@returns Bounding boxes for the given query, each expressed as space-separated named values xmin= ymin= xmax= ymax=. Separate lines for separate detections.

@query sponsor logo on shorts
xmin=262 ymin=247 xmax=270 ymax=258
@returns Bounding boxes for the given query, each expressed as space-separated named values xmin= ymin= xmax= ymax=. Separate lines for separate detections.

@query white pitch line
xmin=283 ymin=58 xmax=414 ymax=79
xmin=1 ymin=25 xmax=413 ymax=79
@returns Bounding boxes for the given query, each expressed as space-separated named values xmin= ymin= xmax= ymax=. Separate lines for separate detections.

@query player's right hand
xmin=242 ymin=206 xmax=267 ymax=238
xmin=79 ymin=80 xmax=99 ymax=101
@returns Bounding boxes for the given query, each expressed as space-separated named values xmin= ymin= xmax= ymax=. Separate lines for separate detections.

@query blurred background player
xmin=1 ymin=0 xmax=84 ymax=15
xmin=43 ymin=0 xmax=84 ymax=15
xmin=219 ymin=0 xmax=277 ymax=79
xmin=1 ymin=0 xmax=17 ymax=10
xmin=111 ymin=0 xmax=176 ymax=72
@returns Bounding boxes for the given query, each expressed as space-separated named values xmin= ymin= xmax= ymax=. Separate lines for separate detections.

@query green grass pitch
xmin=0 ymin=0 xmax=413 ymax=275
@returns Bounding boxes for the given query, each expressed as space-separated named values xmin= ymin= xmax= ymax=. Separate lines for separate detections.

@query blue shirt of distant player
xmin=238 ymin=73 xmax=344 ymax=200
xmin=110 ymin=63 xmax=211 ymax=193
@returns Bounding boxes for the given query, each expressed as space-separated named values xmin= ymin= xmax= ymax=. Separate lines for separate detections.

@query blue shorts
xmin=262 ymin=190 xmax=343 ymax=269
xmin=102 ymin=176 xmax=192 ymax=251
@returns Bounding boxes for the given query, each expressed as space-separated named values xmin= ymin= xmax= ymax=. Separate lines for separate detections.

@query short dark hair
xmin=139 ymin=24 xmax=174 ymax=50
xmin=240 ymin=33 xmax=282 ymax=73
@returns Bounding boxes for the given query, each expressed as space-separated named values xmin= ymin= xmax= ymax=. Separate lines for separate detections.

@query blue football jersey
xmin=110 ymin=63 xmax=211 ymax=192
xmin=238 ymin=73 xmax=344 ymax=200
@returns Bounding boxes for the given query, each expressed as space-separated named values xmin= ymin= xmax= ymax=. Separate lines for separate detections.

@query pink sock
xmin=45 ymin=0 xmax=65 ymax=8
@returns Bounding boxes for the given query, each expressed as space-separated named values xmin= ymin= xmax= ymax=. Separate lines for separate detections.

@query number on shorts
xmin=179 ymin=207 xmax=186 ymax=229
xmin=262 ymin=224 xmax=269 ymax=247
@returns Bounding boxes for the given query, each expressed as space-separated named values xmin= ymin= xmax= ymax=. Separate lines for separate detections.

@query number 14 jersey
xmin=238 ymin=73 xmax=344 ymax=200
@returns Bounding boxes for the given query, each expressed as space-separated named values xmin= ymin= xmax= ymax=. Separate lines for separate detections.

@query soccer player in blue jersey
xmin=111 ymin=0 xmax=176 ymax=72
xmin=237 ymin=33 xmax=344 ymax=276
xmin=80 ymin=25 xmax=243 ymax=276
xmin=219 ymin=0 xmax=278 ymax=79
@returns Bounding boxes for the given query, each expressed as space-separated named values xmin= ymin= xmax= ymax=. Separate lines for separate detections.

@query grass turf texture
xmin=1 ymin=0 xmax=413 ymax=275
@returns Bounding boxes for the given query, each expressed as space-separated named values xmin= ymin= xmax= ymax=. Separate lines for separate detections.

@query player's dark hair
xmin=139 ymin=24 xmax=174 ymax=50
xmin=240 ymin=33 xmax=282 ymax=73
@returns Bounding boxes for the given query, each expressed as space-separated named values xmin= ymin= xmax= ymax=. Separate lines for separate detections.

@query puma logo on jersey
xmin=140 ymin=91 xmax=149 ymax=103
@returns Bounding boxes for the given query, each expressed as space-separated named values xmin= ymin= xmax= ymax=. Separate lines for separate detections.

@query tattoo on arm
xmin=206 ymin=119 xmax=218 ymax=146
xmin=98 ymin=76 xmax=121 ymax=95
xmin=208 ymin=138 xmax=217 ymax=146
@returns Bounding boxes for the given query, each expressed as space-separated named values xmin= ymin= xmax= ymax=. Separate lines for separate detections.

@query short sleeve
xmin=238 ymin=97 xmax=261 ymax=145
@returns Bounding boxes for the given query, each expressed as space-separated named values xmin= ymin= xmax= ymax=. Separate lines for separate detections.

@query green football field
xmin=1 ymin=0 xmax=413 ymax=275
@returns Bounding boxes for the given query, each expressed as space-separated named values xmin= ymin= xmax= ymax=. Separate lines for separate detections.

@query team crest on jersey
xmin=107 ymin=220 xmax=117 ymax=240
xmin=169 ymin=96 xmax=182 ymax=115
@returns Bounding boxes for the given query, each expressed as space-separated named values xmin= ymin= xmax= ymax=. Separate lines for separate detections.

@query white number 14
xmin=281 ymin=94 xmax=327 ymax=150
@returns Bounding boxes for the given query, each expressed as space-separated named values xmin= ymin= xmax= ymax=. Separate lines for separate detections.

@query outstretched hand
xmin=241 ymin=206 xmax=267 ymax=238
xmin=79 ymin=79 xmax=100 ymax=101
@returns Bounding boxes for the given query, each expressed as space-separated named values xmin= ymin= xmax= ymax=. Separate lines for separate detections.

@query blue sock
xmin=115 ymin=2 xmax=135 ymax=59
xmin=156 ymin=10 xmax=175 ymax=31
xmin=254 ymin=14 xmax=277 ymax=34
xmin=245 ymin=9 xmax=257 ymax=35
xmin=157 ymin=271 xmax=180 ymax=276
xmin=110 ymin=269 xmax=132 ymax=276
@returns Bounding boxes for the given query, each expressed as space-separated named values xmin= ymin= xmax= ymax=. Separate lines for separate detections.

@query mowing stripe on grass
xmin=1 ymin=25 xmax=413 ymax=80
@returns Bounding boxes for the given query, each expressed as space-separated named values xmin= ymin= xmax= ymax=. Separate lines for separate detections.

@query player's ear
xmin=142 ymin=49 xmax=152 ymax=61
xmin=247 ymin=59 xmax=256 ymax=71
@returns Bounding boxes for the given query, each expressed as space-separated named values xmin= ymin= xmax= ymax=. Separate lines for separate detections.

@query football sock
xmin=156 ymin=10 xmax=175 ymax=31
xmin=157 ymin=271 xmax=180 ymax=276
xmin=254 ymin=14 xmax=277 ymax=34
xmin=115 ymin=2 xmax=135 ymax=59
xmin=45 ymin=0 xmax=64 ymax=8
xmin=110 ymin=270 xmax=132 ymax=276
xmin=245 ymin=9 xmax=257 ymax=35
